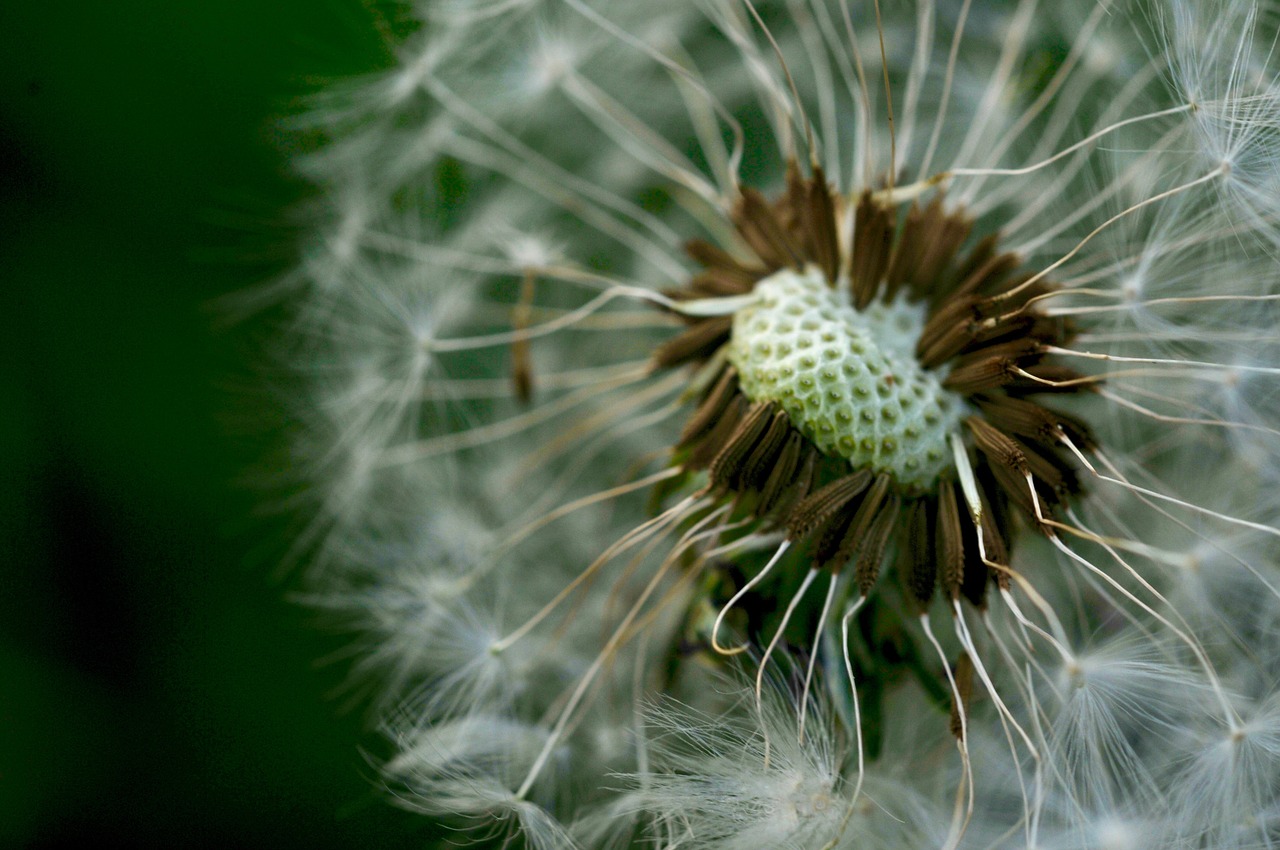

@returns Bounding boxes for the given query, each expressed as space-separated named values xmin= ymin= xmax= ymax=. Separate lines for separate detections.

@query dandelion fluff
xmin=633 ymin=679 xmax=848 ymax=849
xmin=273 ymin=0 xmax=1280 ymax=846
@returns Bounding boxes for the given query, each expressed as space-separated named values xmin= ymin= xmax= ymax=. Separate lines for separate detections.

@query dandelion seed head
xmin=274 ymin=0 xmax=1280 ymax=845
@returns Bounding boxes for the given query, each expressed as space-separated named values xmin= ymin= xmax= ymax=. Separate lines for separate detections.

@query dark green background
xmin=1 ymin=3 xmax=429 ymax=845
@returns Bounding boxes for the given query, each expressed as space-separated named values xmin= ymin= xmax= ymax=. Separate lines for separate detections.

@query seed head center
xmin=726 ymin=266 xmax=966 ymax=489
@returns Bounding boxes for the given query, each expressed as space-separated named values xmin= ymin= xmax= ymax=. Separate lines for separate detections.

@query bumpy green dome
xmin=727 ymin=267 xmax=967 ymax=489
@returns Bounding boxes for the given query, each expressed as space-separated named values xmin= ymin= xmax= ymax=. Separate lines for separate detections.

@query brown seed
xmin=811 ymin=495 xmax=863 ymax=570
xmin=964 ymin=309 xmax=1036 ymax=353
xmin=805 ymin=165 xmax=841 ymax=285
xmin=915 ymin=204 xmax=975 ymax=298
xmin=739 ymin=409 xmax=794 ymax=491
xmin=688 ymin=394 xmax=747 ymax=469
xmin=652 ymin=316 xmax=734 ymax=370
xmin=850 ymin=191 xmax=895 ymax=309
xmin=953 ymin=249 xmax=1021 ymax=301
xmin=684 ymin=238 xmax=765 ymax=285
xmin=511 ymin=270 xmax=538 ymax=404
xmin=965 ymin=416 xmax=1030 ymax=479
xmin=887 ymin=195 xmax=973 ymax=302
xmin=973 ymin=394 xmax=1094 ymax=451
xmin=815 ymin=472 xmax=893 ymax=574
xmin=783 ymin=158 xmax=811 ymax=247
xmin=954 ymin=338 xmax=1044 ymax=369
xmin=943 ymin=355 xmax=1017 ymax=394
xmin=689 ymin=269 xmax=755 ymax=297
xmin=902 ymin=497 xmax=937 ymax=609
xmin=937 ymin=481 xmax=966 ymax=600
xmin=708 ymin=401 xmax=775 ymax=490
xmin=949 ymin=651 xmax=975 ymax=740
xmin=788 ymin=470 xmax=873 ymax=539
xmin=733 ymin=186 xmax=805 ymax=271
xmin=853 ymin=488 xmax=901 ymax=593
xmin=511 ymin=346 xmax=534 ymax=405
xmin=1015 ymin=436 xmax=1079 ymax=498
xmin=678 ymin=367 xmax=739 ymax=448
xmin=917 ymin=296 xmax=982 ymax=369
xmin=774 ymin=447 xmax=821 ymax=518
xmin=976 ymin=495 xmax=1009 ymax=577
xmin=884 ymin=199 xmax=927 ymax=297
xmin=758 ymin=431 xmax=804 ymax=517
xmin=941 ymin=233 xmax=997 ymax=292
xmin=980 ymin=449 xmax=1045 ymax=529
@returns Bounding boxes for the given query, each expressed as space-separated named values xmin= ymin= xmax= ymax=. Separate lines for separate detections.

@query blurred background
xmin=1 ymin=2 xmax=430 ymax=846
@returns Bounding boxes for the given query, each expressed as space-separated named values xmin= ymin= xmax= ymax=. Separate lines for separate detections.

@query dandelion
xmin=282 ymin=0 xmax=1280 ymax=846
